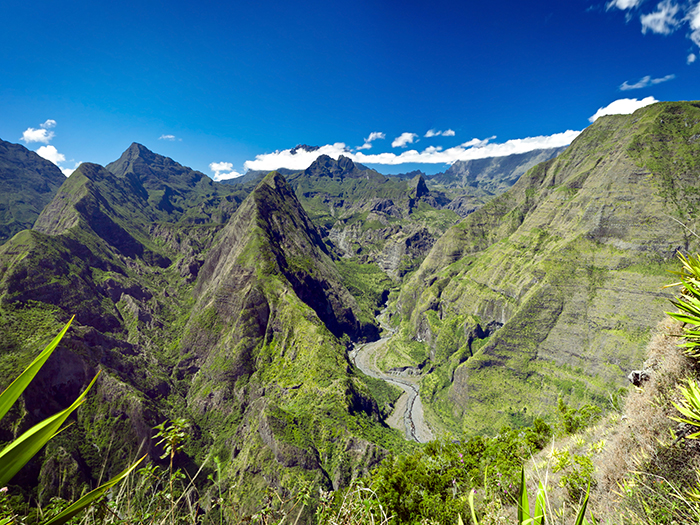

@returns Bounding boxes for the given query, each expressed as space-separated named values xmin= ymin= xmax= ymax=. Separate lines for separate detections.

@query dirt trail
xmin=350 ymin=317 xmax=434 ymax=443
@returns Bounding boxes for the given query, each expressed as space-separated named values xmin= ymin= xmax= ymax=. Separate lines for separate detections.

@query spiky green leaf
xmin=0 ymin=372 xmax=100 ymax=487
xmin=43 ymin=454 xmax=146 ymax=525
xmin=0 ymin=317 xmax=73 ymax=421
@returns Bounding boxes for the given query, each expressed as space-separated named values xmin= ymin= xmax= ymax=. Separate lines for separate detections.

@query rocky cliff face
xmin=391 ymin=101 xmax=700 ymax=435
xmin=289 ymin=155 xmax=458 ymax=278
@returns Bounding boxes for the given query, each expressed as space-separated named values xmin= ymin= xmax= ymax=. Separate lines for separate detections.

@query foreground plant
xmin=467 ymin=467 xmax=593 ymax=525
xmin=0 ymin=317 xmax=144 ymax=525
xmin=666 ymin=252 xmax=700 ymax=358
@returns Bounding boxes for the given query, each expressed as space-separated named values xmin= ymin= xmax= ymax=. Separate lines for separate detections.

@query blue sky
xmin=1 ymin=0 xmax=699 ymax=178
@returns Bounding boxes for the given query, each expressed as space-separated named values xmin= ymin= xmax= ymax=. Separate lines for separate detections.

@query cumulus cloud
xmin=392 ymin=132 xmax=418 ymax=148
xmin=242 ymin=131 xmax=580 ymax=172
xmin=21 ymin=119 xmax=75 ymax=175
xmin=244 ymin=143 xmax=351 ymax=171
xmin=461 ymin=136 xmax=495 ymax=148
xmin=620 ymin=73 xmax=675 ymax=90
xmin=607 ymin=0 xmax=644 ymax=9
xmin=425 ymin=129 xmax=456 ymax=138
xmin=36 ymin=145 xmax=66 ymax=165
xmin=588 ymin=96 xmax=658 ymax=122
xmin=21 ymin=127 xmax=54 ymax=144
xmin=159 ymin=134 xmax=179 ymax=141
xmin=209 ymin=161 xmax=244 ymax=181
xmin=356 ymin=131 xmax=385 ymax=150
xmin=689 ymin=52 xmax=698 ymax=63
xmin=60 ymin=162 xmax=81 ymax=177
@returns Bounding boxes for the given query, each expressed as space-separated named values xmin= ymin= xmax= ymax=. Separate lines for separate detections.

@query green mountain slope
xmin=177 ymin=172 xmax=405 ymax=512
xmin=389 ymin=101 xmax=700 ymax=435
xmin=0 ymin=149 xmax=405 ymax=517
xmin=286 ymin=155 xmax=459 ymax=278
xmin=0 ymin=138 xmax=66 ymax=245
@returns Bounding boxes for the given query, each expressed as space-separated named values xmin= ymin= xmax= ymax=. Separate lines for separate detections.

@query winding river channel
xmin=349 ymin=316 xmax=434 ymax=443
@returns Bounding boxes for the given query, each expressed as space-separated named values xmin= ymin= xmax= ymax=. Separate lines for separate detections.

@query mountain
xmin=430 ymin=147 xmax=567 ymax=194
xmin=0 ymin=138 xmax=67 ymax=245
xmin=387 ymin=101 xmax=700 ymax=435
xmin=0 ymin=102 xmax=698 ymax=520
xmin=0 ymin=145 xmax=405 ymax=517
xmin=286 ymin=155 xmax=458 ymax=277
xmin=176 ymin=172 xmax=405 ymax=513
xmin=105 ymin=142 xmax=253 ymax=224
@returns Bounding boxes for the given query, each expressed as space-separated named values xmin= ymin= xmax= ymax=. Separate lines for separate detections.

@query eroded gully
xmin=349 ymin=314 xmax=434 ymax=443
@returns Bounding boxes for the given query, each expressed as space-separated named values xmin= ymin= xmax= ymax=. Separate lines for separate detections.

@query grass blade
xmin=0 ymin=371 xmax=99 ymax=487
xmin=42 ymin=454 xmax=147 ymax=525
xmin=0 ymin=317 xmax=73 ymax=421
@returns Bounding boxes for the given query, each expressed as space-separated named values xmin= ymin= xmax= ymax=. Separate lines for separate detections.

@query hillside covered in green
xmin=388 ymin=101 xmax=700 ymax=435
xmin=0 ymin=101 xmax=699 ymax=523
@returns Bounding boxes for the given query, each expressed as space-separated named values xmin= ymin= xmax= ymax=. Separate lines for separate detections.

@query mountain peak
xmin=304 ymin=154 xmax=359 ymax=179
xmin=409 ymin=173 xmax=430 ymax=198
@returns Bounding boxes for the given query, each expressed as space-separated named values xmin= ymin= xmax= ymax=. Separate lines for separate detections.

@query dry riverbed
xmin=350 ymin=322 xmax=434 ymax=443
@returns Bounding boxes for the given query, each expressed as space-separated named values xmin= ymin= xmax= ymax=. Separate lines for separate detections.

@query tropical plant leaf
xmin=0 ymin=372 xmax=100 ymax=487
xmin=573 ymin=487 xmax=590 ymax=525
xmin=517 ymin=467 xmax=530 ymax=525
xmin=43 ymin=454 xmax=147 ymax=525
xmin=468 ymin=489 xmax=479 ymax=525
xmin=533 ymin=481 xmax=546 ymax=525
xmin=0 ymin=316 xmax=73 ymax=421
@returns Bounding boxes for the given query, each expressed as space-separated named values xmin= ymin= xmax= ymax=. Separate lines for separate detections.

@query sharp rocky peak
xmin=305 ymin=154 xmax=358 ymax=179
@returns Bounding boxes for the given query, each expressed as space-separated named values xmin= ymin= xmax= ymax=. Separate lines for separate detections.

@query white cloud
xmin=242 ymin=131 xmax=580 ymax=171
xmin=244 ymin=143 xmax=351 ymax=171
xmin=60 ymin=162 xmax=80 ymax=177
xmin=588 ymin=96 xmax=658 ymax=122
xmin=366 ymin=131 xmax=386 ymax=142
xmin=40 ymin=119 xmax=56 ymax=129
xmin=425 ymin=129 xmax=456 ymax=138
xmin=209 ymin=161 xmax=244 ymax=181
xmin=36 ymin=145 xmax=66 ymax=165
xmin=607 ymin=0 xmax=644 ymax=9
xmin=355 ymin=131 xmax=580 ymax=165
xmin=21 ymin=127 xmax=55 ymax=144
xmin=689 ymin=52 xmax=698 ymax=63
xmin=461 ymin=136 xmax=495 ymax=148
xmin=619 ymin=73 xmax=675 ymax=90
xmin=356 ymin=131 xmax=385 ymax=150
xmin=392 ymin=132 xmax=418 ymax=148
xmin=159 ymin=134 xmax=181 ymax=141
xmin=641 ymin=0 xmax=681 ymax=34
xmin=689 ymin=2 xmax=700 ymax=46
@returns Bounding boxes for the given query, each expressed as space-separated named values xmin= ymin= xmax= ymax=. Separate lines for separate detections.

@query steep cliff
xmin=391 ymin=101 xmax=700 ymax=435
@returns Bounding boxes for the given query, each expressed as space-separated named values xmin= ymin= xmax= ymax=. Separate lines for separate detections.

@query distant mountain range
xmin=1 ymin=101 xmax=698 ymax=521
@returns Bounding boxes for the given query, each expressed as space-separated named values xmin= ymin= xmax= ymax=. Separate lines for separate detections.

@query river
xmin=349 ymin=315 xmax=434 ymax=443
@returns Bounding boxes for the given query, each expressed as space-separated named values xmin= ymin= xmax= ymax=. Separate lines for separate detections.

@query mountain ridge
xmin=388 ymin=101 xmax=700 ymax=435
